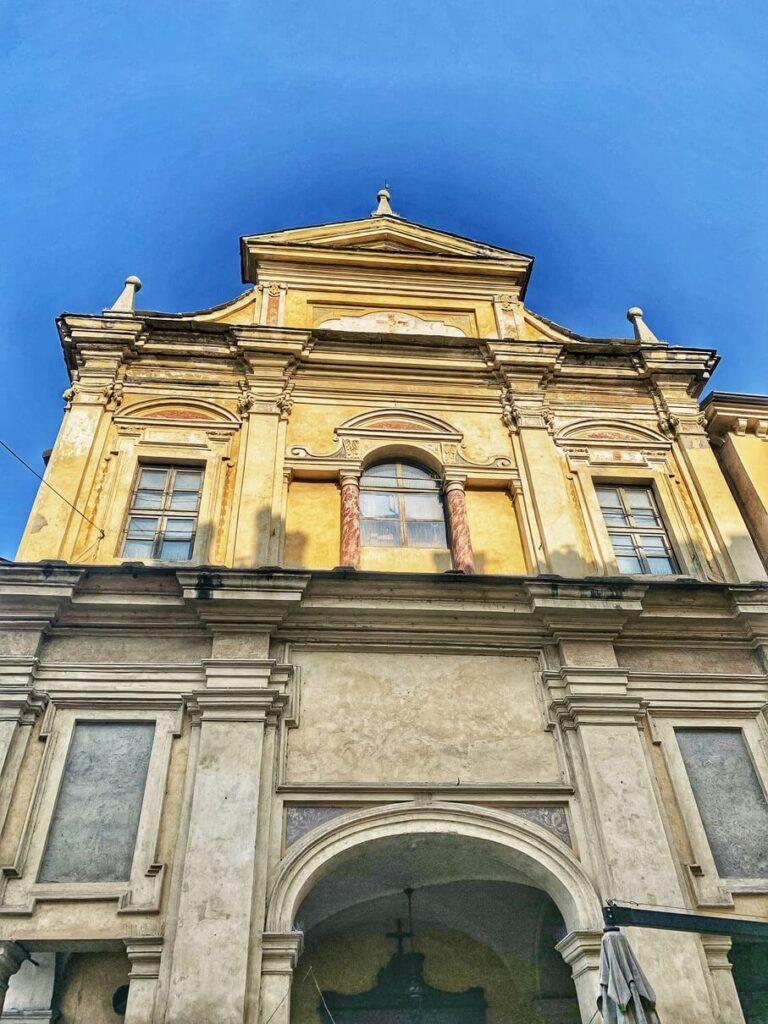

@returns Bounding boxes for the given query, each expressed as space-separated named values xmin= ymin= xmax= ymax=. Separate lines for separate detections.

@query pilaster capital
xmin=261 ymin=932 xmax=303 ymax=975
xmin=550 ymin=695 xmax=647 ymax=729
xmin=0 ymin=689 xmax=48 ymax=726
xmin=542 ymin=665 xmax=630 ymax=699
xmin=555 ymin=930 xmax=603 ymax=977
xmin=124 ymin=936 xmax=163 ymax=979
xmin=700 ymin=934 xmax=733 ymax=971
xmin=339 ymin=468 xmax=362 ymax=488
xmin=189 ymin=686 xmax=289 ymax=724
xmin=443 ymin=474 xmax=467 ymax=493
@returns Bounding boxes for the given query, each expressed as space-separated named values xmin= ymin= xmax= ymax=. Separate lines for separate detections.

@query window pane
xmin=159 ymin=539 xmax=193 ymax=561
xmin=168 ymin=490 xmax=200 ymax=511
xmin=173 ymin=470 xmax=202 ymax=490
xmin=361 ymin=519 xmax=400 ymax=546
xmin=596 ymin=486 xmax=621 ymax=508
xmin=639 ymin=535 xmax=668 ymax=554
xmin=602 ymin=508 xmax=629 ymax=526
xmin=39 ymin=722 xmax=155 ymax=883
xmin=407 ymin=520 xmax=448 ymax=547
xmin=616 ymin=555 xmax=643 ymax=573
xmin=647 ymin=556 xmax=676 ymax=574
xmin=138 ymin=468 xmax=168 ymax=489
xmin=400 ymin=462 xmax=434 ymax=480
xmin=123 ymin=539 xmax=154 ymax=559
xmin=163 ymin=518 xmax=195 ymax=539
xmin=362 ymin=463 xmax=397 ymax=483
xmin=625 ymin=488 xmax=654 ymax=509
xmin=608 ymin=533 xmax=637 ymax=556
xmin=134 ymin=488 xmax=164 ymax=510
xmin=127 ymin=516 xmax=158 ymax=537
xmin=630 ymin=509 xmax=659 ymax=528
xmin=676 ymin=728 xmax=768 ymax=878
xmin=404 ymin=492 xmax=444 ymax=520
xmin=360 ymin=491 xmax=399 ymax=517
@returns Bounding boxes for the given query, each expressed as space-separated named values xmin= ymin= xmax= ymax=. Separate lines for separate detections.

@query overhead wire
xmin=0 ymin=439 xmax=105 ymax=539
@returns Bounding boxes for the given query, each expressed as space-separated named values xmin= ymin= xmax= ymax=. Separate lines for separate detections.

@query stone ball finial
xmin=626 ymin=306 xmax=659 ymax=343
xmin=106 ymin=275 xmax=143 ymax=314
xmin=372 ymin=184 xmax=397 ymax=217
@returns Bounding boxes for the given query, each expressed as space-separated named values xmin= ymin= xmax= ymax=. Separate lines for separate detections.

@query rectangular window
xmin=122 ymin=464 xmax=203 ymax=561
xmin=596 ymin=484 xmax=678 ymax=574
xmin=676 ymin=727 xmax=768 ymax=878
xmin=39 ymin=722 xmax=155 ymax=883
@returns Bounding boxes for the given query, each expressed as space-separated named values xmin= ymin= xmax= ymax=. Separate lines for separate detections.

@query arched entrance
xmin=261 ymin=804 xmax=604 ymax=1024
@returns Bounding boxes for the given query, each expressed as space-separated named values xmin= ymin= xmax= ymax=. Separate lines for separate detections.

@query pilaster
xmin=163 ymin=655 xmax=297 ymax=1024
xmin=258 ymin=933 xmax=303 ymax=1024
xmin=123 ymin=937 xmax=163 ymax=1024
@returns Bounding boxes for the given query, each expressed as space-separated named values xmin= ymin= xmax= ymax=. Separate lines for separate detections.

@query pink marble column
xmin=445 ymin=477 xmax=474 ymax=574
xmin=339 ymin=471 xmax=361 ymax=569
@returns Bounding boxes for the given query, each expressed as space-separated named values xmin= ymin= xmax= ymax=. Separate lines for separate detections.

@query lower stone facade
xmin=0 ymin=564 xmax=767 ymax=1023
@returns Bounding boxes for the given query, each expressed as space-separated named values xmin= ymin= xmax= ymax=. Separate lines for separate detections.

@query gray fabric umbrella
xmin=597 ymin=928 xmax=661 ymax=1024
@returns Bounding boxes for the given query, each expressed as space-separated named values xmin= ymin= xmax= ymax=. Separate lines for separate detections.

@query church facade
xmin=1 ymin=190 xmax=768 ymax=1023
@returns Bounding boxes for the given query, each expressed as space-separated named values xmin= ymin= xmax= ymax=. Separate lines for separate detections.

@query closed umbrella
xmin=598 ymin=928 xmax=660 ymax=1024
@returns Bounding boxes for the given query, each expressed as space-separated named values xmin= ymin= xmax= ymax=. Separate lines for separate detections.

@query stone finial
xmin=626 ymin=306 xmax=660 ymax=343
xmin=372 ymin=185 xmax=397 ymax=217
xmin=105 ymin=275 xmax=142 ymax=314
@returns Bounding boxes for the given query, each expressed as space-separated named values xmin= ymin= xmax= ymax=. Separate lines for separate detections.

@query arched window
xmin=359 ymin=460 xmax=448 ymax=548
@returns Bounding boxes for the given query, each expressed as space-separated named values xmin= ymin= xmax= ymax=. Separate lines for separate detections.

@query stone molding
xmin=124 ymin=936 xmax=163 ymax=979
xmin=265 ymin=801 xmax=603 ymax=935
xmin=260 ymin=932 xmax=304 ymax=975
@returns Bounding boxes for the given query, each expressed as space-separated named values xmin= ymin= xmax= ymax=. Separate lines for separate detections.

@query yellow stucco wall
xmin=465 ymin=489 xmax=526 ymax=574
xmin=285 ymin=481 xmax=341 ymax=568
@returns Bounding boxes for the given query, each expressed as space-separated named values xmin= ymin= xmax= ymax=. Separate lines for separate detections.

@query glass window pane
xmin=404 ymin=492 xmax=444 ymax=520
xmin=602 ymin=508 xmax=630 ymax=526
xmin=127 ymin=516 xmax=158 ymax=537
xmin=159 ymin=539 xmax=193 ymax=561
xmin=647 ymin=556 xmax=676 ymax=574
xmin=625 ymin=488 xmax=654 ymax=509
xmin=360 ymin=491 xmax=399 ymax=517
xmin=407 ymin=520 xmax=448 ymax=548
xmin=138 ymin=468 xmax=168 ymax=489
xmin=168 ymin=491 xmax=200 ymax=511
xmin=630 ymin=510 xmax=659 ymax=528
xmin=361 ymin=519 xmax=400 ymax=546
xmin=608 ymin=533 xmax=637 ymax=556
xmin=134 ymin=488 xmax=164 ymax=510
xmin=639 ymin=535 xmax=668 ymax=554
xmin=596 ymin=486 xmax=621 ymax=508
xmin=616 ymin=555 xmax=643 ymax=573
xmin=362 ymin=463 xmax=397 ymax=482
xmin=400 ymin=462 xmax=435 ymax=480
xmin=164 ymin=518 xmax=195 ymax=539
xmin=173 ymin=470 xmax=202 ymax=491
xmin=123 ymin=539 xmax=154 ymax=559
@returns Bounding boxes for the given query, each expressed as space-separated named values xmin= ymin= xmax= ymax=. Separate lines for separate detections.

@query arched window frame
xmin=359 ymin=459 xmax=449 ymax=549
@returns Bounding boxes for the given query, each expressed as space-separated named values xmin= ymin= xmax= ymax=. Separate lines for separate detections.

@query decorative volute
xmin=106 ymin=275 xmax=142 ymax=314
xmin=626 ymin=306 xmax=660 ymax=343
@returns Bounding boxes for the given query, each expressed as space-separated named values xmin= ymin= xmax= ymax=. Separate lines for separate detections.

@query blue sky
xmin=1 ymin=1 xmax=766 ymax=558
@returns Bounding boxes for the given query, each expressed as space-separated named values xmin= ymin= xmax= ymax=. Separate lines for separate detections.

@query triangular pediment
xmin=241 ymin=215 xmax=531 ymax=266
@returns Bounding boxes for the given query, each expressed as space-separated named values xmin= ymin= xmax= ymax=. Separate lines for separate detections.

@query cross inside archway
xmin=385 ymin=918 xmax=413 ymax=956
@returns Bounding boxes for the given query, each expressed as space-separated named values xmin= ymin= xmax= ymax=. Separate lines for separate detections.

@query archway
xmin=262 ymin=804 xmax=604 ymax=1024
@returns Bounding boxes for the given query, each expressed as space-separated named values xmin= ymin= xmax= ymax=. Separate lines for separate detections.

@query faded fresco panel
xmin=39 ymin=722 xmax=154 ymax=882
xmin=287 ymin=652 xmax=559 ymax=785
